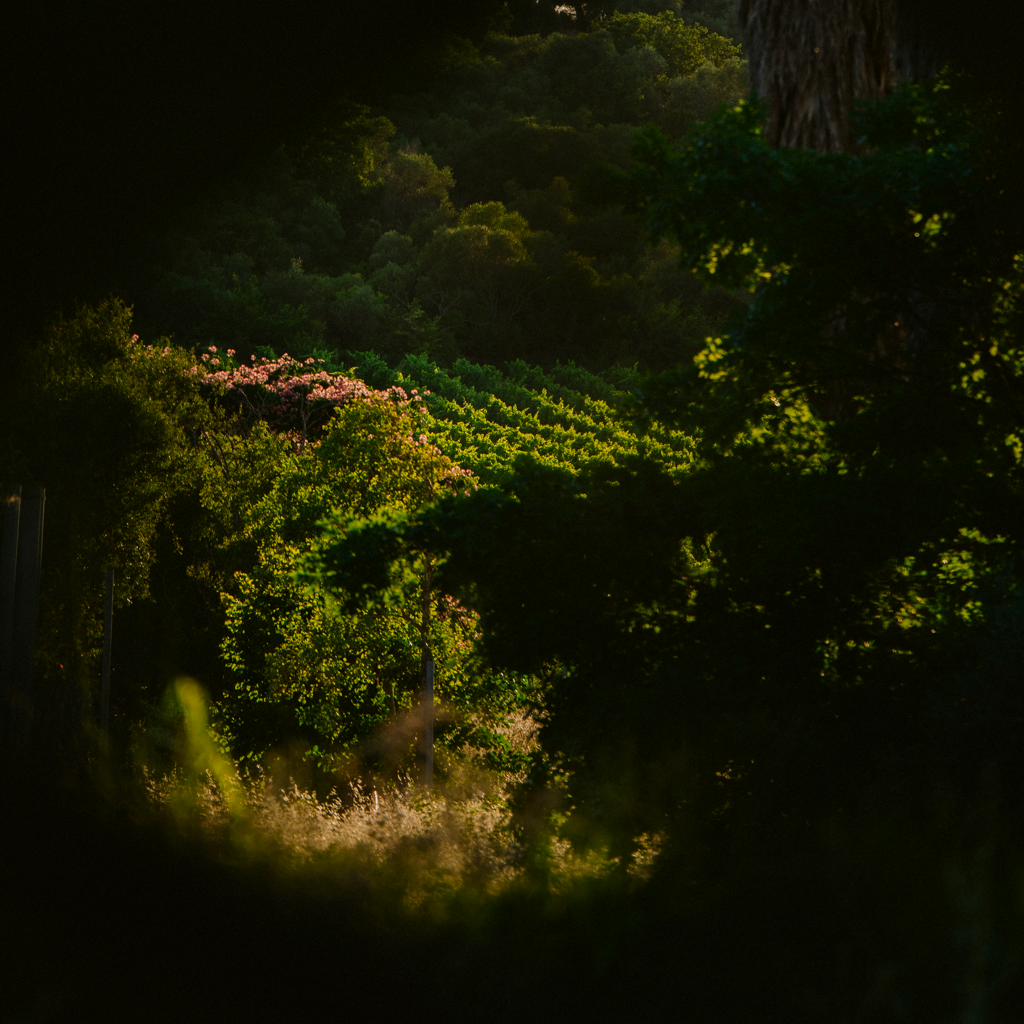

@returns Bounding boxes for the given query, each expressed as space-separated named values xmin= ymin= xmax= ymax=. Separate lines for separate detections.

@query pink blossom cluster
xmin=192 ymin=349 xmax=436 ymax=453
xmin=126 ymin=333 xmax=173 ymax=360
xmin=196 ymin=349 xmax=426 ymax=409
xmin=201 ymin=356 xmax=375 ymax=409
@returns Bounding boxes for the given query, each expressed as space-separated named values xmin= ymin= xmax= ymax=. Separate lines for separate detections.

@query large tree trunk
xmin=734 ymin=1 xmax=951 ymax=423
xmin=738 ymin=0 xmax=944 ymax=152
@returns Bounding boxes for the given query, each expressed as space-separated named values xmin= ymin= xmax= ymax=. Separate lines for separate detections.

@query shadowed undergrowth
xmin=2 ymin=724 xmax=1022 ymax=1023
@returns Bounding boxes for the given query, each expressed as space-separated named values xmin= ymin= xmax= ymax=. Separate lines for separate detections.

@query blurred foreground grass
xmin=2 ymin=682 xmax=1022 ymax=1023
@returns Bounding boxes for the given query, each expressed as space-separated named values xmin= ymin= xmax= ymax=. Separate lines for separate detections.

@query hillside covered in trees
xmin=2 ymin=2 xmax=1022 ymax=1021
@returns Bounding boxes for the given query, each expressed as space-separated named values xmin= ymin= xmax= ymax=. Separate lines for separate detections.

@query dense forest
xmin=2 ymin=2 xmax=1023 ymax=1021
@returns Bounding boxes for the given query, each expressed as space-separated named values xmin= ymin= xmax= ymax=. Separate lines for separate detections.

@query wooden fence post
xmin=9 ymin=487 xmax=45 ymax=749
xmin=0 ymin=484 xmax=22 ymax=700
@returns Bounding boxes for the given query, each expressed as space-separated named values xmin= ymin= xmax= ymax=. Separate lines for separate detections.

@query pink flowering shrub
xmin=206 ymin=393 xmax=485 ymax=763
xmin=143 ymin=337 xmax=502 ymax=771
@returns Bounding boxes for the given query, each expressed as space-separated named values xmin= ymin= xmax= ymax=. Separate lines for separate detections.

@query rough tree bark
xmin=738 ymin=0 xmax=944 ymax=152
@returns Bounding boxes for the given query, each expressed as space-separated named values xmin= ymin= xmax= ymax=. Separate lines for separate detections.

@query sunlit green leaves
xmin=605 ymin=10 xmax=741 ymax=82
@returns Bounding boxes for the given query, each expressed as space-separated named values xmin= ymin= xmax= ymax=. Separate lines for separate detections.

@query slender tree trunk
xmin=422 ymin=658 xmax=434 ymax=789
xmin=420 ymin=554 xmax=434 ymax=789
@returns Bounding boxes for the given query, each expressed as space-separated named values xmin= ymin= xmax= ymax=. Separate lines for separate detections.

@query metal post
xmin=10 ymin=487 xmax=45 ymax=749
xmin=100 ymin=568 xmax=114 ymax=734
xmin=0 ymin=484 xmax=22 ymax=697
xmin=423 ymin=654 xmax=434 ymax=789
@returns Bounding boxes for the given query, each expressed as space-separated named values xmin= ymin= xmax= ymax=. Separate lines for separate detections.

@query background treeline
xmin=129 ymin=5 xmax=750 ymax=373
